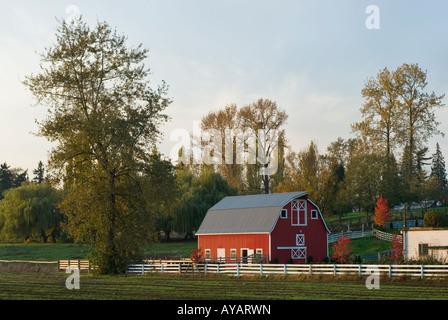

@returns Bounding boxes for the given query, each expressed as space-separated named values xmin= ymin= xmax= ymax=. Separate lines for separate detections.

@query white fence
xmin=328 ymin=230 xmax=373 ymax=243
xmin=328 ymin=228 xmax=403 ymax=243
xmin=126 ymin=262 xmax=448 ymax=279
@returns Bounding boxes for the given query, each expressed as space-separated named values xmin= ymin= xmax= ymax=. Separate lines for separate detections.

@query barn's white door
xmin=217 ymin=248 xmax=226 ymax=261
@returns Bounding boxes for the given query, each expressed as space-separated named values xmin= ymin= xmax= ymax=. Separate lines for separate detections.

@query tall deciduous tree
xmin=352 ymin=67 xmax=401 ymax=158
xmin=23 ymin=18 xmax=171 ymax=273
xmin=395 ymin=63 xmax=445 ymax=187
xmin=200 ymin=104 xmax=245 ymax=190
xmin=239 ymin=98 xmax=288 ymax=194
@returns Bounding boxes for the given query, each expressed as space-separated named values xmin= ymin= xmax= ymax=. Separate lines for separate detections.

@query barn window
xmin=311 ymin=210 xmax=318 ymax=219
xmin=291 ymin=200 xmax=307 ymax=226
xmin=256 ymin=249 xmax=263 ymax=255
xmin=296 ymin=234 xmax=305 ymax=246
xmin=230 ymin=249 xmax=237 ymax=260
xmin=205 ymin=249 xmax=211 ymax=259
xmin=419 ymin=243 xmax=429 ymax=257
xmin=280 ymin=209 xmax=287 ymax=219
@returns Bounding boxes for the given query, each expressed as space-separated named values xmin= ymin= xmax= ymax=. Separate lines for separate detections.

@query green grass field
xmin=0 ymin=237 xmax=392 ymax=262
xmin=1 ymin=271 xmax=448 ymax=300
xmin=0 ymin=241 xmax=197 ymax=261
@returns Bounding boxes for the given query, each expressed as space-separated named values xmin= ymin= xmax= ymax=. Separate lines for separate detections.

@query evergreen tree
xmin=430 ymin=143 xmax=448 ymax=205
xmin=0 ymin=163 xmax=29 ymax=199
xmin=33 ymin=161 xmax=46 ymax=184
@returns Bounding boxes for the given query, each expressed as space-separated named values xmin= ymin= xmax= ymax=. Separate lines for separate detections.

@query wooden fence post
xmin=421 ymin=265 xmax=425 ymax=279
xmin=334 ymin=264 xmax=337 ymax=276
xmin=309 ymin=264 xmax=313 ymax=276
xmin=389 ymin=265 xmax=392 ymax=278
xmin=237 ymin=264 xmax=240 ymax=277
xmin=284 ymin=264 xmax=287 ymax=276
xmin=260 ymin=264 xmax=263 ymax=276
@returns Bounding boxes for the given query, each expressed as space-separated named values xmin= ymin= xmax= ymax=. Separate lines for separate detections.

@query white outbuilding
xmin=403 ymin=227 xmax=448 ymax=262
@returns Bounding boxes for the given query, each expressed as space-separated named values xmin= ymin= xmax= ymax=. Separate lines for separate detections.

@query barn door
xmin=291 ymin=247 xmax=307 ymax=260
xmin=241 ymin=249 xmax=248 ymax=264
xmin=217 ymin=248 xmax=225 ymax=262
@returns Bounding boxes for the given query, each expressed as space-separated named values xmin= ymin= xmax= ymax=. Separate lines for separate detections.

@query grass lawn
xmin=0 ymin=243 xmax=90 ymax=261
xmin=0 ymin=241 xmax=198 ymax=261
xmin=0 ymin=237 xmax=394 ymax=262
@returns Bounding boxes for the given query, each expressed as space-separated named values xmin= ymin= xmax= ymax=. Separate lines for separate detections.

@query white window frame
xmin=280 ymin=209 xmax=288 ymax=219
xmin=204 ymin=249 xmax=211 ymax=259
xmin=291 ymin=200 xmax=307 ymax=226
xmin=296 ymin=234 xmax=305 ymax=246
xmin=311 ymin=209 xmax=318 ymax=219
xmin=230 ymin=249 xmax=237 ymax=260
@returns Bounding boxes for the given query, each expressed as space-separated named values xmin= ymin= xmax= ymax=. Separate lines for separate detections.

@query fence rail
xmin=328 ymin=228 xmax=403 ymax=243
xmin=126 ymin=262 xmax=448 ymax=279
xmin=58 ymin=260 xmax=93 ymax=272
xmin=328 ymin=230 xmax=373 ymax=243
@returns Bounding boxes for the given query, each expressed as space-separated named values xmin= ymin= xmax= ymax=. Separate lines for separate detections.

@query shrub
xmin=423 ymin=210 xmax=448 ymax=227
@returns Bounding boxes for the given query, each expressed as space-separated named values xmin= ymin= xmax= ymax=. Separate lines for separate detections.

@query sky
xmin=1 ymin=0 xmax=448 ymax=175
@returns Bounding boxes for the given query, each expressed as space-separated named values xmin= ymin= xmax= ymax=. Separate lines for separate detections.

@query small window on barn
xmin=230 ymin=249 xmax=237 ymax=260
xmin=205 ymin=249 xmax=211 ymax=259
xmin=280 ymin=209 xmax=287 ymax=219
xmin=419 ymin=243 xmax=429 ymax=257
xmin=311 ymin=210 xmax=318 ymax=219
xmin=256 ymin=249 xmax=263 ymax=255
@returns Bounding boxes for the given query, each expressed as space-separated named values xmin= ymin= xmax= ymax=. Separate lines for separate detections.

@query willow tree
xmin=0 ymin=182 xmax=61 ymax=243
xmin=23 ymin=18 xmax=171 ymax=273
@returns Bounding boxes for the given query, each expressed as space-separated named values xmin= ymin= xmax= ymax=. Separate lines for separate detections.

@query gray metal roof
xmin=196 ymin=192 xmax=308 ymax=235
xmin=208 ymin=192 xmax=308 ymax=211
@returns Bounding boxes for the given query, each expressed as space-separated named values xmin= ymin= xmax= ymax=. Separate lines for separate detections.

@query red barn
xmin=196 ymin=192 xmax=330 ymax=264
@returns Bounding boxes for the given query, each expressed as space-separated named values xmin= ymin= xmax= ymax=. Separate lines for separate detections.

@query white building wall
xmin=404 ymin=229 xmax=448 ymax=261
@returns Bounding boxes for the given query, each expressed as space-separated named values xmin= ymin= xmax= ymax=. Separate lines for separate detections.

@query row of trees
xmin=183 ymin=63 xmax=447 ymax=226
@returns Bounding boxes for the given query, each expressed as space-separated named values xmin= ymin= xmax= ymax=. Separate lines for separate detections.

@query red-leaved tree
xmin=332 ymin=236 xmax=352 ymax=263
xmin=390 ymin=233 xmax=404 ymax=261
xmin=190 ymin=248 xmax=204 ymax=264
xmin=374 ymin=195 xmax=391 ymax=227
